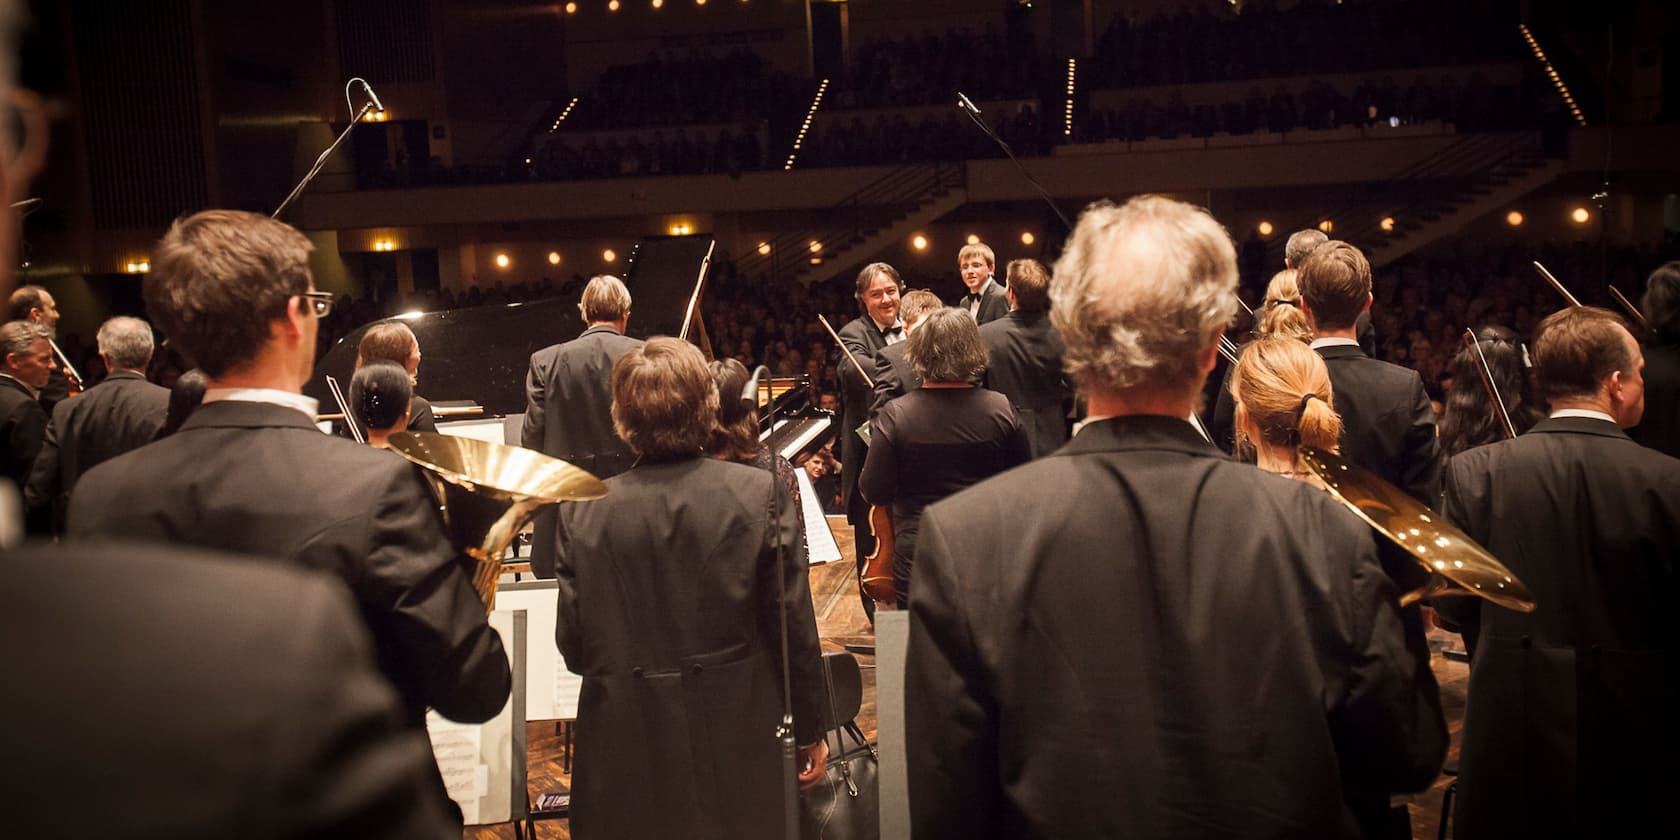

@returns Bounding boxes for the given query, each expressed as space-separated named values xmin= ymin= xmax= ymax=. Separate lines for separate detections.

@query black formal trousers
xmin=1316 ymin=343 xmax=1440 ymax=506
xmin=24 ymin=371 xmax=168 ymax=534
xmin=1443 ymin=417 xmax=1680 ymax=839
xmin=522 ymin=324 xmax=644 ymax=577
xmin=0 ymin=541 xmax=461 ymax=839
xmin=979 ymin=310 xmax=1071 ymax=458
xmin=907 ymin=416 xmax=1446 ymax=838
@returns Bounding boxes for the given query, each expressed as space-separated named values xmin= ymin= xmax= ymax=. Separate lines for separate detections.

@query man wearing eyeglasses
xmin=65 ymin=210 xmax=511 ymax=829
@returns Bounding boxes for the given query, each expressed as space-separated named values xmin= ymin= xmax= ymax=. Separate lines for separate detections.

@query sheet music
xmin=426 ymin=719 xmax=486 ymax=824
xmin=492 ymin=583 xmax=584 ymax=720
xmin=795 ymin=467 xmax=842 ymax=565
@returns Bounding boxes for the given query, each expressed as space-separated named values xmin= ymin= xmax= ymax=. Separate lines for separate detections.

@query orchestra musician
xmin=836 ymin=262 xmax=903 ymax=615
xmin=1630 ymin=261 xmax=1678 ymax=457
xmin=979 ymin=258 xmax=1072 ymax=458
xmin=551 ymin=337 xmax=827 ymax=839
xmin=1209 ymin=268 xmax=1311 ymax=455
xmin=349 ymin=361 xmax=413 ymax=449
xmin=1444 ymin=305 xmax=1680 ymax=839
xmin=0 ymin=319 xmax=52 ymax=495
xmin=958 ymin=241 xmax=1009 ymax=325
xmin=707 ymin=357 xmax=803 ymax=508
xmin=860 ymin=307 xmax=1028 ymax=608
xmin=870 ymin=289 xmax=942 ymax=415
xmin=905 ymin=196 xmax=1445 ymax=838
xmin=353 ymin=320 xmax=437 ymax=435
xmin=5 ymin=284 xmax=75 ymax=411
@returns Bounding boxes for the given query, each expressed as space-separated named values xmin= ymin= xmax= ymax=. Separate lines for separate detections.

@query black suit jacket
xmin=1629 ymin=341 xmax=1679 ymax=459
xmin=1443 ymin=417 xmax=1680 ymax=838
xmin=409 ymin=393 xmax=439 ymax=433
xmin=37 ymin=365 xmax=70 ymax=415
xmin=0 ymin=375 xmax=48 ymax=491
xmin=522 ymin=324 xmax=644 ymax=577
xmin=907 ymin=416 xmax=1446 ymax=838
xmin=24 ymin=370 xmax=168 ymax=534
xmin=67 ymin=400 xmax=511 ymax=735
xmin=1316 ymin=342 xmax=1440 ymax=505
xmin=1 ymin=541 xmax=460 ymax=839
xmin=961 ymin=281 xmax=1010 ymax=326
xmin=837 ymin=315 xmax=893 ymax=530
xmin=979 ymin=310 xmax=1071 ymax=458
xmin=870 ymin=341 xmax=920 ymax=416
xmin=554 ymin=457 xmax=825 ymax=839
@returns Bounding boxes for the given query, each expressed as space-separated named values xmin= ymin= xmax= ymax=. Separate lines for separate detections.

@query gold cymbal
xmin=387 ymin=431 xmax=608 ymax=504
xmin=1299 ymin=446 xmax=1536 ymax=613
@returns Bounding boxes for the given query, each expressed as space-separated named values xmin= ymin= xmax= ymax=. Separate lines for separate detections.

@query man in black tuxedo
xmin=1299 ymin=240 xmax=1439 ymax=505
xmin=838 ymin=262 xmax=902 ymax=609
xmin=1630 ymin=261 xmax=1679 ymax=457
xmin=66 ymin=210 xmax=510 ymax=828
xmin=1444 ymin=306 xmax=1680 ymax=839
xmin=870 ymin=288 xmax=942 ymax=415
xmin=0 ymin=319 xmax=53 ymax=492
xmin=979 ymin=258 xmax=1070 ymax=458
xmin=355 ymin=320 xmax=438 ymax=434
xmin=25 ymin=316 xmax=168 ymax=534
xmin=5 ymin=284 xmax=72 ymax=412
xmin=957 ymin=242 xmax=1009 ymax=325
xmin=522 ymin=273 xmax=643 ymax=578
xmin=2 ymin=541 xmax=460 ymax=839
xmin=906 ymin=196 xmax=1444 ymax=838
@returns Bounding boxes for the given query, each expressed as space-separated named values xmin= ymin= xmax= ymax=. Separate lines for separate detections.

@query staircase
xmin=736 ymin=161 xmax=967 ymax=286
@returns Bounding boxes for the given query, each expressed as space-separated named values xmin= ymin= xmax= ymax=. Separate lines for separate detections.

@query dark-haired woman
xmin=1438 ymin=325 xmax=1544 ymax=461
xmin=706 ymin=357 xmax=801 ymax=510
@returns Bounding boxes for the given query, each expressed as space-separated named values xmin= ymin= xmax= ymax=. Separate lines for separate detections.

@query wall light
xmin=608 ymin=0 xmax=620 ymax=11
xmin=1257 ymin=221 xmax=1275 ymax=237
xmin=911 ymin=234 xmax=929 ymax=251
xmin=1505 ymin=210 xmax=1524 ymax=227
xmin=494 ymin=253 xmax=511 ymax=269
xmin=757 ymin=242 xmax=772 ymax=256
xmin=1379 ymin=216 xmax=1395 ymax=233
xmin=651 ymin=0 xmax=663 ymax=8
xmin=548 ymin=251 xmax=562 ymax=265
xmin=1020 ymin=231 xmax=1035 ymax=246
xmin=564 ymin=2 xmax=577 ymax=13
xmin=603 ymin=248 xmax=617 ymax=263
xmin=808 ymin=240 xmax=822 ymax=254
xmin=1570 ymin=207 xmax=1590 ymax=224
xmin=1317 ymin=219 xmax=1334 ymax=234
xmin=965 ymin=234 xmax=980 ymax=246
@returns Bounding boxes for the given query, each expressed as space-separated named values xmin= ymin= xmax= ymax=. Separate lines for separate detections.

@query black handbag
xmin=799 ymin=661 xmax=880 ymax=840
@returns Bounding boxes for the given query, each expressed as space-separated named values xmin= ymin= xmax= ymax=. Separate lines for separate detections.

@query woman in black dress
xmin=861 ymin=307 xmax=1030 ymax=608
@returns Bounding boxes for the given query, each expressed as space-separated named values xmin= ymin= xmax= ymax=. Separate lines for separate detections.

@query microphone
xmin=741 ymin=365 xmax=770 ymax=411
xmin=957 ymin=92 xmax=980 ymax=116
xmin=360 ymin=80 xmax=385 ymax=113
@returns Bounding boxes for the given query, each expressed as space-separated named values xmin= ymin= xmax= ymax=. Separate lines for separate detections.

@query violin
xmin=861 ymin=504 xmax=897 ymax=610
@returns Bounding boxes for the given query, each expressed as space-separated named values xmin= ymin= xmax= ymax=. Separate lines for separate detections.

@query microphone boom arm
xmin=954 ymin=91 xmax=1073 ymax=232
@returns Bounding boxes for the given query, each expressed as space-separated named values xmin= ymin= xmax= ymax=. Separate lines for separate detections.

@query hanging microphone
xmin=957 ymin=92 xmax=981 ymax=116
xmin=741 ymin=365 xmax=770 ymax=410
xmin=360 ymin=80 xmax=385 ymax=112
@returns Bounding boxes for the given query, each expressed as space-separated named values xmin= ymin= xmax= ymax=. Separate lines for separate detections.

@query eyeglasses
xmin=299 ymin=291 xmax=335 ymax=318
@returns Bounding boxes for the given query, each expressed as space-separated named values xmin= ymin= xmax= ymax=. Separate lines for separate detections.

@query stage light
xmin=1571 ymin=207 xmax=1590 ymax=224
xmin=1380 ymin=216 xmax=1395 ymax=233
xmin=1506 ymin=211 xmax=1524 ymax=227
xmin=125 ymin=259 xmax=151 ymax=274
xmin=603 ymin=248 xmax=617 ymax=262
xmin=548 ymin=251 xmax=562 ymax=265
xmin=809 ymin=240 xmax=822 ymax=254
xmin=495 ymin=253 xmax=511 ymax=269
xmin=1317 ymin=219 xmax=1334 ymax=234
xmin=668 ymin=223 xmax=693 ymax=236
xmin=911 ymin=234 xmax=929 ymax=251
xmin=966 ymin=234 xmax=980 ymax=245
xmin=757 ymin=242 xmax=772 ymax=256
xmin=1021 ymin=231 xmax=1035 ymax=245
xmin=1257 ymin=221 xmax=1274 ymax=237
xmin=564 ymin=2 xmax=577 ymax=12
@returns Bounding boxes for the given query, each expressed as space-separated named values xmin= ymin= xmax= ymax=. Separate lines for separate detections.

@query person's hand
xmin=797 ymin=739 xmax=830 ymax=788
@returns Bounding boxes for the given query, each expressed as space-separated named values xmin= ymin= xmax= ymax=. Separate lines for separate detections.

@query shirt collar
xmin=0 ymin=373 xmax=39 ymax=399
xmin=1549 ymin=408 xmax=1616 ymax=424
xmin=202 ymin=387 xmax=320 ymax=421
xmin=1072 ymin=413 xmax=1116 ymax=437
xmin=1309 ymin=336 xmax=1361 ymax=350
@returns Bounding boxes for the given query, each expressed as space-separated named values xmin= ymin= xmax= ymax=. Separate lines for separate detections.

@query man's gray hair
xmin=97 ymin=316 xmax=155 ymax=370
xmin=579 ymin=275 xmax=631 ymax=323
xmin=0 ymin=319 xmax=48 ymax=360
xmin=1284 ymin=229 xmax=1329 ymax=269
xmin=1050 ymin=196 xmax=1238 ymax=394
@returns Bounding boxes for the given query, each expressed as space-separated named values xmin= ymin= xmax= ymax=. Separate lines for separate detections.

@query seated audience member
xmin=2 ymin=541 xmax=460 ymax=839
xmin=1631 ymin=261 xmax=1679 ymax=457
xmin=155 ymin=368 xmax=207 ymax=440
xmin=1444 ymin=306 xmax=1680 ymax=839
xmin=906 ymin=196 xmax=1445 ymax=839
xmin=0 ymin=319 xmax=53 ymax=491
xmin=870 ymin=288 xmax=943 ymax=415
xmin=350 ymin=362 xmax=413 ymax=449
xmin=862 ymin=307 xmax=1029 ymax=608
xmin=552 ymin=337 xmax=827 ymax=838
xmin=980 ymin=259 xmax=1072 ymax=458
xmin=66 ymin=209 xmax=510 ymax=829
xmin=355 ymin=321 xmax=437 ymax=434
xmin=24 ymin=316 xmax=169 ymax=534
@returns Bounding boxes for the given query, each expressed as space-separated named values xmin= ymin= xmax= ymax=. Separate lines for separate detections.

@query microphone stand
xmin=273 ymin=100 xmax=377 ymax=220
xmin=955 ymin=92 xmax=1073 ymax=232
xmin=745 ymin=365 xmax=801 ymax=840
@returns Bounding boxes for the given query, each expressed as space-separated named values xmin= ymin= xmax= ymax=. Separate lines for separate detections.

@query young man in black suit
xmin=1298 ymin=240 xmax=1439 ymax=505
xmin=906 ymin=196 xmax=1444 ymax=838
xmin=870 ymin=288 xmax=942 ymax=415
xmin=0 ymin=319 xmax=53 ymax=492
xmin=837 ymin=262 xmax=903 ymax=613
xmin=957 ymin=241 xmax=1009 ymax=325
xmin=978 ymin=258 xmax=1071 ymax=458
xmin=25 ymin=316 xmax=168 ymax=534
xmin=66 ymin=210 xmax=510 ymax=829
xmin=522 ymin=273 xmax=643 ymax=578
xmin=1444 ymin=306 xmax=1680 ymax=839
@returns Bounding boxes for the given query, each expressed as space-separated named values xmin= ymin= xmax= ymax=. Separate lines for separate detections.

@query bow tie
xmin=883 ymin=325 xmax=903 ymax=337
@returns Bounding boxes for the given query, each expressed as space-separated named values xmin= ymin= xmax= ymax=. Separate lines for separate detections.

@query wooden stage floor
xmin=468 ymin=521 xmax=1470 ymax=839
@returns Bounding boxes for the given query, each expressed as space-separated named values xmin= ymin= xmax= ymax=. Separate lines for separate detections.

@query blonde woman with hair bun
xmin=1231 ymin=336 xmax=1343 ymax=487
xmin=1257 ymin=269 xmax=1314 ymax=344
